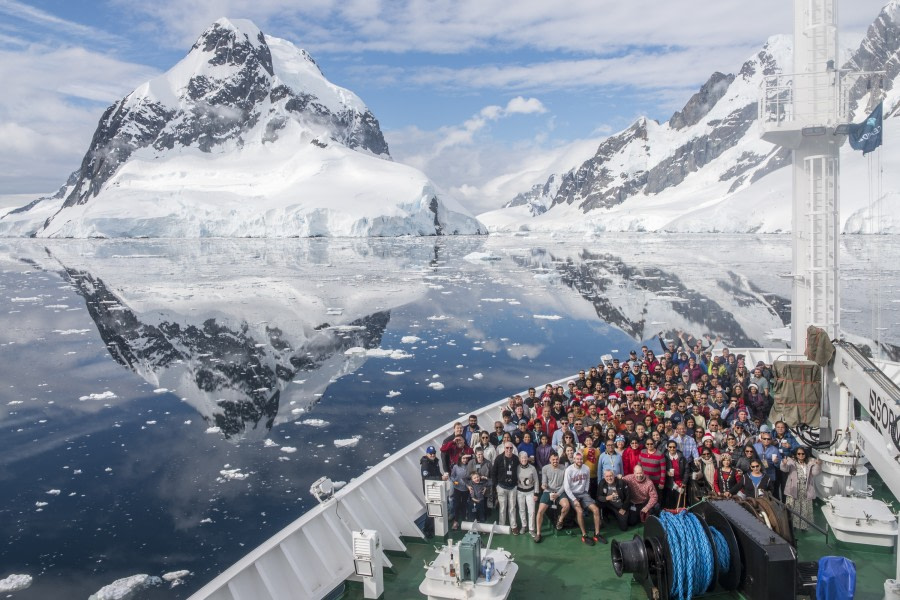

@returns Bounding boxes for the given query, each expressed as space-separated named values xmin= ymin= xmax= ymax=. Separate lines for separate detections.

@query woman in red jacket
xmin=622 ymin=437 xmax=643 ymax=476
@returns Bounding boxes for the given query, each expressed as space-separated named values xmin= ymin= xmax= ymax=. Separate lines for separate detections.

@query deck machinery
xmin=612 ymin=0 xmax=900 ymax=598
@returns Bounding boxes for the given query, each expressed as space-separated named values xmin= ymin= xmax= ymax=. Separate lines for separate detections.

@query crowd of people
xmin=420 ymin=331 xmax=822 ymax=546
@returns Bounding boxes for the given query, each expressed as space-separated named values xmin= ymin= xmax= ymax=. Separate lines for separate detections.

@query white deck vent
xmin=352 ymin=529 xmax=383 ymax=599
xmin=424 ymin=479 xmax=449 ymax=536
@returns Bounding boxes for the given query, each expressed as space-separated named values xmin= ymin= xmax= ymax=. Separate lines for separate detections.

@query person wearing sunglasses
xmin=738 ymin=460 xmax=773 ymax=498
xmin=780 ymin=447 xmax=822 ymax=530
xmin=663 ymin=442 xmax=687 ymax=509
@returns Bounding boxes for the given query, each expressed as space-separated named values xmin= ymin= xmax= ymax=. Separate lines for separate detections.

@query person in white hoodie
xmin=564 ymin=452 xmax=606 ymax=546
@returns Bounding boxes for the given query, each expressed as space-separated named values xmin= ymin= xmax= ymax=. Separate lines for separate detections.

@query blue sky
xmin=0 ymin=0 xmax=889 ymax=213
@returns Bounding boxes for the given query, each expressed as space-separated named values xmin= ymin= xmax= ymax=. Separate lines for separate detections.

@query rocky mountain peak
xmin=189 ymin=18 xmax=274 ymax=77
xmin=668 ymin=72 xmax=734 ymax=130
xmin=44 ymin=17 xmax=391 ymax=217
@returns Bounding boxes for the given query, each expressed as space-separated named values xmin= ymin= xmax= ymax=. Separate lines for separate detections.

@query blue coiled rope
xmin=658 ymin=511 xmax=730 ymax=600
xmin=709 ymin=526 xmax=730 ymax=572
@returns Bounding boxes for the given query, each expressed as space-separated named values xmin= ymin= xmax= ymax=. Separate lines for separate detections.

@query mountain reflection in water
xmin=0 ymin=234 xmax=897 ymax=599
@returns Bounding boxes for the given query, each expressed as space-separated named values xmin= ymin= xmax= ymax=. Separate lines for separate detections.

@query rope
xmin=659 ymin=511 xmax=721 ymax=599
xmin=709 ymin=526 xmax=729 ymax=572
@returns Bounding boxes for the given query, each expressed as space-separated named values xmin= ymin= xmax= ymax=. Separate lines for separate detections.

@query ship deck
xmin=341 ymin=493 xmax=896 ymax=600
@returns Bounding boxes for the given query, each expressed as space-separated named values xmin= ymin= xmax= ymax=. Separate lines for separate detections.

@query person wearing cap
xmin=420 ymin=445 xmax=448 ymax=535
xmin=732 ymin=407 xmax=757 ymax=437
xmin=421 ymin=445 xmax=447 ymax=486
xmin=515 ymin=451 xmax=539 ymax=536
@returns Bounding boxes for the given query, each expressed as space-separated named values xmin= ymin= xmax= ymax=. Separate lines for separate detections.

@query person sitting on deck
xmin=597 ymin=469 xmax=630 ymax=531
xmin=623 ymin=465 xmax=660 ymax=525
xmin=534 ymin=453 xmax=568 ymax=544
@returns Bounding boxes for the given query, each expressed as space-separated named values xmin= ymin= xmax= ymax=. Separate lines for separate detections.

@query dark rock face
xmin=845 ymin=4 xmax=900 ymax=116
xmin=53 ymin=20 xmax=390 ymax=215
xmin=510 ymin=248 xmax=782 ymax=347
xmin=668 ymin=72 xmax=735 ymax=130
xmin=506 ymin=3 xmax=899 ymax=220
xmin=61 ymin=266 xmax=391 ymax=437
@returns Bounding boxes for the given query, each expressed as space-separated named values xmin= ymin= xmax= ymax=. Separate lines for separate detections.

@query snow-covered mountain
xmin=0 ymin=18 xmax=484 ymax=238
xmin=482 ymin=2 xmax=900 ymax=234
xmin=11 ymin=239 xmax=435 ymax=437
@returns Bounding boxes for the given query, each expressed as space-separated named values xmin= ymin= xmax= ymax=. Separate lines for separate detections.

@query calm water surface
xmin=0 ymin=234 xmax=897 ymax=598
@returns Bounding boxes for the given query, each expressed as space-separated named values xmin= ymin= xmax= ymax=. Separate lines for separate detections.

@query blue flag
xmin=848 ymin=102 xmax=883 ymax=155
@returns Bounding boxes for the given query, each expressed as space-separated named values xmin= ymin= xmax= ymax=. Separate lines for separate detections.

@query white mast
xmin=760 ymin=0 xmax=846 ymax=351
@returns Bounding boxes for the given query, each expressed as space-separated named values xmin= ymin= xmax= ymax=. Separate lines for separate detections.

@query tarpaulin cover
xmin=773 ymin=360 xmax=821 ymax=427
xmin=806 ymin=325 xmax=835 ymax=367
xmin=816 ymin=556 xmax=855 ymax=600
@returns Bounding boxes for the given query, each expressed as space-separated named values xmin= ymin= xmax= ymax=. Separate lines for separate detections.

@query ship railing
xmin=188 ymin=346 xmax=884 ymax=599
xmin=758 ymin=70 xmax=872 ymax=132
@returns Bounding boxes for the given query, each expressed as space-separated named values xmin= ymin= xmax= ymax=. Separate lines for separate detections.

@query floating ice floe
xmin=473 ymin=373 xmax=484 ymax=379
xmin=334 ymin=436 xmax=361 ymax=448
xmin=380 ymin=406 xmax=396 ymax=414
xmin=152 ymin=388 xmax=169 ymax=394
xmin=11 ymin=297 xmax=41 ymax=302
xmin=301 ymin=419 xmax=329 ymax=427
xmin=533 ymin=314 xmax=562 ymax=320
xmin=428 ymin=382 xmax=445 ymax=390
xmin=427 ymin=315 xmax=449 ymax=321
xmin=400 ymin=335 xmax=420 ymax=344
xmin=7 ymin=400 xmax=23 ymax=405
xmin=162 ymin=570 xmax=191 ymax=587
xmin=219 ymin=468 xmax=249 ymax=481
xmin=35 ymin=501 xmax=48 ymax=507
xmin=200 ymin=518 xmax=213 ymax=524
xmin=79 ymin=391 xmax=118 ymax=401
xmin=47 ymin=489 xmax=61 ymax=496
xmin=384 ymin=370 xmax=405 ymax=376
xmin=480 ymin=298 xmax=506 ymax=303
xmin=52 ymin=329 xmax=90 ymax=335
xmin=205 ymin=426 xmax=221 ymax=434
xmin=0 ymin=574 xmax=32 ymax=593
xmin=88 ymin=574 xmax=161 ymax=600
xmin=280 ymin=447 xmax=297 ymax=453
xmin=263 ymin=439 xmax=277 ymax=447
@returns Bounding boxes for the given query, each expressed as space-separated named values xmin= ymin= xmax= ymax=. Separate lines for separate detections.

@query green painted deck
xmin=342 ymin=494 xmax=896 ymax=600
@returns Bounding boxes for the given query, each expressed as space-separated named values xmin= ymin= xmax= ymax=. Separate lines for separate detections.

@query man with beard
xmin=597 ymin=469 xmax=630 ymax=531
xmin=564 ymin=452 xmax=606 ymax=546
